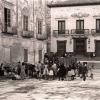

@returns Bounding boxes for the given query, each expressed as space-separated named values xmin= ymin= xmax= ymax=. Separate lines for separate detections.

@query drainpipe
xmin=33 ymin=0 xmax=35 ymax=64
xmin=16 ymin=0 xmax=18 ymax=37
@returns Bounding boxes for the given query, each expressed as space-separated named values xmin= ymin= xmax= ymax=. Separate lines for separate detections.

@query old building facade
xmin=48 ymin=0 xmax=100 ymax=57
xmin=0 ymin=0 xmax=48 ymax=64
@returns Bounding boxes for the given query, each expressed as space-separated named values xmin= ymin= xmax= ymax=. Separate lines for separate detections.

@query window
xmin=76 ymin=20 xmax=84 ymax=30
xmin=4 ymin=48 xmax=11 ymax=62
xmin=96 ymin=19 xmax=100 ymax=33
xmin=4 ymin=8 xmax=11 ymax=31
xmin=38 ymin=20 xmax=42 ymax=34
xmin=58 ymin=20 xmax=65 ymax=34
xmin=39 ymin=50 xmax=42 ymax=62
xmin=23 ymin=15 xmax=28 ymax=31
xmin=76 ymin=20 xmax=84 ymax=34
xmin=24 ymin=49 xmax=28 ymax=62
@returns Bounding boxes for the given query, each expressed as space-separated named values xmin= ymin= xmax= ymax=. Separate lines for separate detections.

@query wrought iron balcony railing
xmin=91 ymin=29 xmax=100 ymax=35
xmin=21 ymin=31 xmax=34 ymax=38
xmin=53 ymin=30 xmax=69 ymax=37
xmin=36 ymin=34 xmax=47 ymax=40
xmin=71 ymin=29 xmax=89 ymax=35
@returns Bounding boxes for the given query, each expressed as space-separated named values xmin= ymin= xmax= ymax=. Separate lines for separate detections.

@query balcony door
xmin=38 ymin=20 xmax=42 ymax=34
xmin=96 ymin=19 xmax=100 ymax=33
xmin=76 ymin=20 xmax=84 ymax=34
xmin=57 ymin=41 xmax=66 ymax=57
xmin=23 ymin=15 xmax=28 ymax=31
xmin=58 ymin=20 xmax=65 ymax=34
xmin=4 ymin=8 xmax=11 ymax=32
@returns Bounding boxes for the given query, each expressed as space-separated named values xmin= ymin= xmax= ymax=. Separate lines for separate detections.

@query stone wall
xmin=0 ymin=0 xmax=48 ymax=64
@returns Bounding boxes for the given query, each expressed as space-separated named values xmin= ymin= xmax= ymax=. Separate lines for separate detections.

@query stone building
xmin=0 ymin=0 xmax=48 ymax=64
xmin=48 ymin=0 xmax=100 ymax=57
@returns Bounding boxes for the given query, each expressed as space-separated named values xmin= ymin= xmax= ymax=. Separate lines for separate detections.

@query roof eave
xmin=48 ymin=2 xmax=100 ymax=8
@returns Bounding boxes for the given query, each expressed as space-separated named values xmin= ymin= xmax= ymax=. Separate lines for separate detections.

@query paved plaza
xmin=0 ymin=69 xmax=100 ymax=100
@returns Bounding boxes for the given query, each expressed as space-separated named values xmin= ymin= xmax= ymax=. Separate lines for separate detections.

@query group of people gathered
xmin=0 ymin=59 xmax=94 ymax=81
xmin=36 ymin=61 xmax=94 ymax=81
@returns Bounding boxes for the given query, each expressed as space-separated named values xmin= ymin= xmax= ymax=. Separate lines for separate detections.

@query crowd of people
xmin=36 ymin=61 xmax=94 ymax=81
xmin=0 ymin=59 xmax=94 ymax=81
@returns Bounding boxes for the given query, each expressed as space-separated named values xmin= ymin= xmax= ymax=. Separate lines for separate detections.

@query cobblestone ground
xmin=0 ymin=69 xmax=100 ymax=100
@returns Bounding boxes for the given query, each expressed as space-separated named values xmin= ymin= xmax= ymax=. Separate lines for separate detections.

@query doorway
xmin=57 ymin=41 xmax=66 ymax=57
xmin=95 ymin=41 xmax=100 ymax=56
xmin=74 ymin=38 xmax=86 ymax=55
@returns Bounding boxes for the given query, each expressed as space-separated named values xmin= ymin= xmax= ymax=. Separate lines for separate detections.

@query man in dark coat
xmin=0 ymin=63 xmax=4 ymax=76
xmin=58 ymin=64 xmax=66 ymax=81
xmin=82 ymin=63 xmax=88 ymax=81
xmin=17 ymin=62 xmax=21 ymax=75
xmin=77 ymin=62 xmax=82 ymax=77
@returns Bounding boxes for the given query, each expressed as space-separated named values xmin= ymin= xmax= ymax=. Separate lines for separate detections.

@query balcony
xmin=53 ymin=30 xmax=69 ymax=37
xmin=2 ymin=27 xmax=17 ymax=36
xmin=21 ymin=31 xmax=34 ymax=38
xmin=91 ymin=29 xmax=100 ymax=35
xmin=36 ymin=34 xmax=47 ymax=40
xmin=71 ymin=29 xmax=89 ymax=38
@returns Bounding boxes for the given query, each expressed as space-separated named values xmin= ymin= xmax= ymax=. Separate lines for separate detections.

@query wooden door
xmin=57 ymin=41 xmax=66 ymax=57
xmin=74 ymin=38 xmax=86 ymax=55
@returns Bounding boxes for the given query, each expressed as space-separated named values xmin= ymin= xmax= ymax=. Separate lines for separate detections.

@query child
xmin=49 ymin=68 xmax=54 ymax=80
xmin=90 ymin=65 xmax=94 ymax=79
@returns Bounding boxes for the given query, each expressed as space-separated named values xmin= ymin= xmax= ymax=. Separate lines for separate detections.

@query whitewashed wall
xmin=50 ymin=5 xmax=100 ymax=53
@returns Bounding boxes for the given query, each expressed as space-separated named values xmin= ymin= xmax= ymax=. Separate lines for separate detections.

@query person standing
xmin=49 ymin=68 xmax=54 ymax=80
xmin=36 ymin=61 xmax=42 ymax=79
xmin=52 ymin=63 xmax=57 ymax=79
xmin=20 ymin=62 xmax=26 ymax=80
xmin=43 ymin=64 xmax=49 ymax=80
xmin=58 ymin=64 xmax=66 ymax=81
xmin=0 ymin=63 xmax=4 ymax=76
xmin=17 ymin=62 xmax=21 ymax=76
xmin=88 ymin=64 xmax=94 ymax=79
xmin=82 ymin=63 xmax=88 ymax=81
xmin=77 ymin=62 xmax=82 ymax=77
